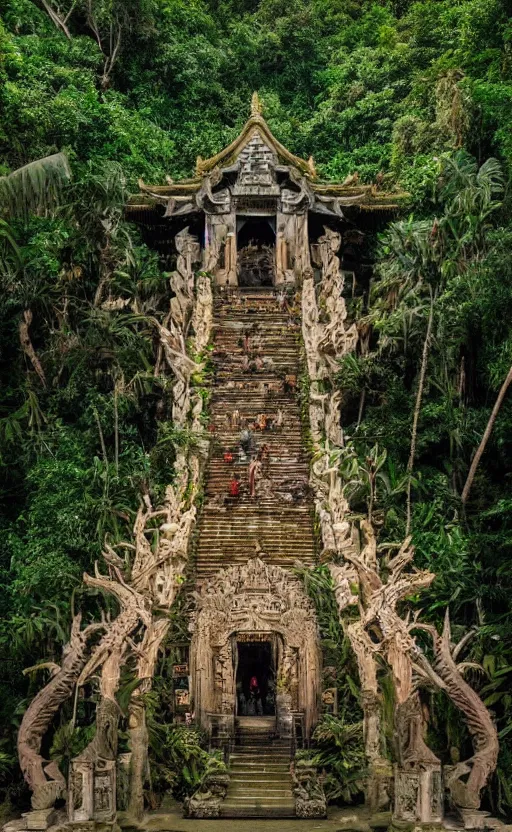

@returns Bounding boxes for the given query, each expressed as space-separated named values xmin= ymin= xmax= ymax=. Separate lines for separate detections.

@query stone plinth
xmin=394 ymin=764 xmax=443 ymax=826
xmin=68 ymin=759 xmax=116 ymax=824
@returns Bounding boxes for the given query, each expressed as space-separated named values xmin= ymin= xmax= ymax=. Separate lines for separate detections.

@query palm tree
xmin=0 ymin=153 xmax=71 ymax=269
xmin=0 ymin=152 xmax=71 ymax=219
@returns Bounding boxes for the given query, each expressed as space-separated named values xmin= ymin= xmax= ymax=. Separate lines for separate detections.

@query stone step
xmin=223 ymin=795 xmax=294 ymax=803
xmin=228 ymin=788 xmax=294 ymax=798
xmin=236 ymin=716 xmax=277 ymax=728
xmin=220 ymin=801 xmax=295 ymax=818
xmin=233 ymin=741 xmax=291 ymax=749
xmin=230 ymin=774 xmax=291 ymax=783
xmin=230 ymin=754 xmax=290 ymax=763
xmin=229 ymin=767 xmax=291 ymax=776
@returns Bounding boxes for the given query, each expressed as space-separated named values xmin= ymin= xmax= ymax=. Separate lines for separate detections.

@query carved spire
xmin=251 ymin=91 xmax=263 ymax=116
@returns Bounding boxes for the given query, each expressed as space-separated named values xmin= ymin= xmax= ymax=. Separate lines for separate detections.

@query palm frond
xmin=0 ymin=153 xmax=71 ymax=220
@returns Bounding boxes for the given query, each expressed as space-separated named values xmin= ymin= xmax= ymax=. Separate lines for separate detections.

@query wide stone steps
xmin=194 ymin=285 xmax=316 ymax=637
xmin=194 ymin=291 xmax=315 ymax=580
xmin=221 ymin=718 xmax=295 ymax=818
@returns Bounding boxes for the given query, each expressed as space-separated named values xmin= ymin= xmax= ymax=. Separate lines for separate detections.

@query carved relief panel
xmin=233 ymin=133 xmax=280 ymax=196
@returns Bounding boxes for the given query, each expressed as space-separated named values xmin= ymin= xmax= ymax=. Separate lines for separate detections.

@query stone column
xmin=225 ymin=231 xmax=237 ymax=286
xmin=275 ymin=215 xmax=289 ymax=285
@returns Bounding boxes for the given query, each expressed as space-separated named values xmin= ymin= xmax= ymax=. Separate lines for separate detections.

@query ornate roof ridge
xmin=195 ymin=92 xmax=317 ymax=178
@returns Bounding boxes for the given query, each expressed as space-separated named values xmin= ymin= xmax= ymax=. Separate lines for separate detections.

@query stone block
xmin=21 ymin=810 xmax=57 ymax=831
xmin=3 ymin=819 xmax=28 ymax=832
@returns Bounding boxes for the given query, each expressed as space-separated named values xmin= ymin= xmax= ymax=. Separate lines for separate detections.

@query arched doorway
xmin=190 ymin=558 xmax=321 ymax=738
xmin=237 ymin=217 xmax=276 ymax=287
xmin=236 ymin=636 xmax=276 ymax=716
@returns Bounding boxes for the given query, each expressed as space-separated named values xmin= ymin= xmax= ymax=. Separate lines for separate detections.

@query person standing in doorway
xmin=249 ymin=675 xmax=263 ymax=715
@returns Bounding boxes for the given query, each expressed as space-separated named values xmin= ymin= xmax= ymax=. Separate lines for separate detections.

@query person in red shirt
xmin=249 ymin=675 xmax=263 ymax=715
xmin=228 ymin=474 xmax=241 ymax=501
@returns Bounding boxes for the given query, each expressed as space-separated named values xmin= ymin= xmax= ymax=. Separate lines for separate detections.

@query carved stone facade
xmin=128 ymin=92 xmax=404 ymax=291
xmin=190 ymin=558 xmax=321 ymax=737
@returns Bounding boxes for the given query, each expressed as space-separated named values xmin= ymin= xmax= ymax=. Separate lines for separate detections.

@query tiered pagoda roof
xmin=127 ymin=93 xmax=407 ymax=224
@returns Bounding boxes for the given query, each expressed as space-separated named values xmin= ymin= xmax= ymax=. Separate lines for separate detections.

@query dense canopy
xmin=1 ymin=0 xmax=512 ymax=820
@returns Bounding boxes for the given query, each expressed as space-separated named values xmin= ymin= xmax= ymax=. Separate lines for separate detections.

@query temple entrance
xmin=237 ymin=217 xmax=275 ymax=287
xmin=236 ymin=638 xmax=276 ymax=716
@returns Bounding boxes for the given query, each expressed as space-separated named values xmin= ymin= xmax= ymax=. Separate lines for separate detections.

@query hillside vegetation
xmin=1 ymin=0 xmax=512 ymax=816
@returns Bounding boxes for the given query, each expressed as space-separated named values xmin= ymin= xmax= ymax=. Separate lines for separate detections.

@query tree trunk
xmin=19 ymin=309 xmax=46 ymax=387
xmin=128 ymin=618 xmax=169 ymax=820
xmin=17 ymin=616 xmax=99 ymax=809
xmin=128 ymin=703 xmax=149 ymax=820
xmin=405 ymin=297 xmax=434 ymax=536
xmin=461 ymin=365 xmax=512 ymax=504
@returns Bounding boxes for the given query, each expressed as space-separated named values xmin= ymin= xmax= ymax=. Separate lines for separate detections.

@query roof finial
xmin=251 ymin=91 xmax=263 ymax=116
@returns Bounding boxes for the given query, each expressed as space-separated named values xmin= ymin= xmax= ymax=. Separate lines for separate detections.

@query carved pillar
xmin=294 ymin=211 xmax=311 ymax=279
xmin=278 ymin=211 xmax=310 ymax=285
xmin=394 ymin=766 xmax=443 ymax=825
xmin=204 ymin=213 xmax=237 ymax=286
xmin=275 ymin=215 xmax=289 ymax=285
xmin=393 ymin=693 xmax=443 ymax=825
xmin=69 ymin=759 xmax=116 ymax=825
xmin=68 ymin=696 xmax=119 ymax=824
xmin=225 ymin=231 xmax=237 ymax=286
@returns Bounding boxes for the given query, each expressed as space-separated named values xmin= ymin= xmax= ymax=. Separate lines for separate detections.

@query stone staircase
xmin=194 ymin=288 xmax=316 ymax=580
xmin=221 ymin=717 xmax=295 ymax=818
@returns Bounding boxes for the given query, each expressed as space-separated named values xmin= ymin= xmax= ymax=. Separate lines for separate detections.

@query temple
xmin=12 ymin=95 xmax=501 ymax=831
xmin=127 ymin=92 xmax=404 ymax=287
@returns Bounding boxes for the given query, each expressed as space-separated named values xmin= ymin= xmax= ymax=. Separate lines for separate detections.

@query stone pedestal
xmin=394 ymin=764 xmax=443 ymax=825
xmin=68 ymin=759 xmax=116 ymax=824
xmin=366 ymin=761 xmax=393 ymax=812
xmin=185 ymin=772 xmax=230 ymax=819
xmin=292 ymin=761 xmax=327 ymax=819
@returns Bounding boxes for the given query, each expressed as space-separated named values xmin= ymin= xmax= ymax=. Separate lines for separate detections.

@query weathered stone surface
xmin=191 ymin=556 xmax=320 ymax=736
xmin=292 ymin=760 xmax=327 ymax=819
xmin=2 ymin=819 xmax=28 ymax=832
xmin=21 ymin=810 xmax=57 ymax=831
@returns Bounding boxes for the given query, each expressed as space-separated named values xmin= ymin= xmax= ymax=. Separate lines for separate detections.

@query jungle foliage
xmin=1 ymin=0 xmax=512 ymax=816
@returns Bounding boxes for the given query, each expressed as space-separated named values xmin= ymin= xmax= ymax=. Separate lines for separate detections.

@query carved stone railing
xmin=302 ymin=229 xmax=392 ymax=808
xmin=15 ymin=228 xmax=214 ymax=831
xmin=301 ymin=228 xmax=499 ymax=824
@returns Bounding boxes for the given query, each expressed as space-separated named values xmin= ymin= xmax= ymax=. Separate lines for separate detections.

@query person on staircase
xmin=240 ymin=424 xmax=253 ymax=457
xmin=226 ymin=474 xmax=241 ymax=505
xmin=223 ymin=448 xmax=234 ymax=464
xmin=283 ymin=373 xmax=297 ymax=396
xmin=259 ymin=443 xmax=270 ymax=477
xmin=256 ymin=412 xmax=267 ymax=431
xmin=248 ymin=456 xmax=262 ymax=498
